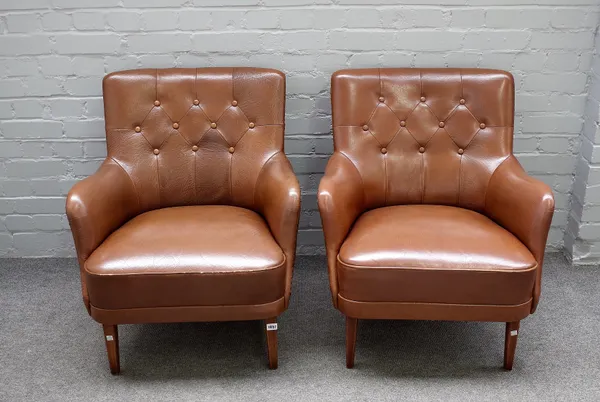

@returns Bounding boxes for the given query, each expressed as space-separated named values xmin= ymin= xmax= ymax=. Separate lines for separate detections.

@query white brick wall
xmin=0 ymin=1 xmax=599 ymax=257
xmin=564 ymin=21 xmax=600 ymax=266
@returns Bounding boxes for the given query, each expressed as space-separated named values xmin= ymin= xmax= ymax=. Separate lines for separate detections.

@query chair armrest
xmin=254 ymin=152 xmax=301 ymax=308
xmin=66 ymin=159 xmax=140 ymax=311
xmin=485 ymin=155 xmax=555 ymax=313
xmin=317 ymin=152 xmax=365 ymax=307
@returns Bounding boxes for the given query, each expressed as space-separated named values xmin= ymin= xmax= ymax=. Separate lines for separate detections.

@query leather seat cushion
xmin=85 ymin=205 xmax=286 ymax=309
xmin=338 ymin=205 xmax=537 ymax=306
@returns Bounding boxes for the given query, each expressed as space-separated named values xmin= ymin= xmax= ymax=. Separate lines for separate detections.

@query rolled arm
xmin=254 ymin=152 xmax=301 ymax=308
xmin=66 ymin=159 xmax=140 ymax=312
xmin=485 ymin=155 xmax=555 ymax=313
xmin=317 ymin=152 xmax=365 ymax=307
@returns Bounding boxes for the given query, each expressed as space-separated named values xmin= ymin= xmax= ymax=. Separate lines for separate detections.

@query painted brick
xmin=0 ymin=35 xmax=51 ymax=56
xmin=12 ymin=100 xmax=45 ymax=119
xmin=486 ymin=9 xmax=551 ymax=29
xmin=142 ymin=10 xmax=179 ymax=31
xmin=1 ymin=121 xmax=63 ymax=139
xmin=72 ymin=12 xmax=106 ymax=31
xmin=50 ymin=99 xmax=85 ymax=118
xmin=39 ymin=56 xmax=74 ymax=76
xmin=464 ymin=31 xmax=530 ymax=51
xmin=523 ymin=73 xmax=588 ymax=94
xmin=6 ymin=14 xmax=41 ymax=33
xmin=450 ymin=9 xmax=485 ymax=28
xmin=72 ymin=57 xmax=105 ymax=77
xmin=211 ymin=10 xmax=244 ymax=30
xmin=2 ymin=59 xmax=40 ymax=77
xmin=178 ymin=10 xmax=210 ymax=31
xmin=246 ymin=10 xmax=279 ymax=29
xmin=5 ymin=161 xmax=67 ymax=178
xmin=107 ymin=12 xmax=142 ymax=31
xmin=280 ymin=10 xmax=313 ymax=30
xmin=313 ymin=9 xmax=345 ymax=29
xmin=63 ymin=120 xmax=105 ymax=138
xmin=41 ymin=12 xmax=72 ymax=31
xmin=530 ymin=32 xmax=595 ymax=50
xmin=54 ymin=34 xmax=121 ymax=54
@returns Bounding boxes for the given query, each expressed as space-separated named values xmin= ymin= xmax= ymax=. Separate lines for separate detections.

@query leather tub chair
xmin=318 ymin=68 xmax=554 ymax=370
xmin=66 ymin=68 xmax=300 ymax=373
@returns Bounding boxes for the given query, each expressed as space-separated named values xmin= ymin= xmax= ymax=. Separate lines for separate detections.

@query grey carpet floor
xmin=1 ymin=254 xmax=599 ymax=401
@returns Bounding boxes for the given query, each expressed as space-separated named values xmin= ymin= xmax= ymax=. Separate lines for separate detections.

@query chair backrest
xmin=102 ymin=67 xmax=285 ymax=212
xmin=331 ymin=68 xmax=514 ymax=212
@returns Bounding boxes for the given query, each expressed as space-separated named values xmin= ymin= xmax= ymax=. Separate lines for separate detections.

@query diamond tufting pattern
xmin=331 ymin=68 xmax=514 ymax=211
xmin=102 ymin=68 xmax=285 ymax=212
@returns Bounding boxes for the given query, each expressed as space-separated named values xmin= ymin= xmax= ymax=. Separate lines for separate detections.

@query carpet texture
xmin=1 ymin=254 xmax=599 ymax=401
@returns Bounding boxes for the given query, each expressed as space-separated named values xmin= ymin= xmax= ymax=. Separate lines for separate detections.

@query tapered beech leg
xmin=504 ymin=321 xmax=520 ymax=370
xmin=265 ymin=317 xmax=278 ymax=369
xmin=102 ymin=324 xmax=120 ymax=375
xmin=346 ymin=317 xmax=358 ymax=368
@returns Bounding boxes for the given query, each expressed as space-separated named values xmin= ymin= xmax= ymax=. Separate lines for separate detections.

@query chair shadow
xmin=350 ymin=319 xmax=509 ymax=378
xmin=113 ymin=320 xmax=268 ymax=380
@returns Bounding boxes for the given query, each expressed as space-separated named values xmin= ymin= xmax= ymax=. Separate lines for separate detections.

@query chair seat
xmin=85 ymin=205 xmax=286 ymax=310
xmin=338 ymin=205 xmax=537 ymax=306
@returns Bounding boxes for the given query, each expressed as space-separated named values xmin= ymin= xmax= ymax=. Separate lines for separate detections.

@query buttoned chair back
xmin=103 ymin=68 xmax=285 ymax=212
xmin=331 ymin=68 xmax=513 ymax=211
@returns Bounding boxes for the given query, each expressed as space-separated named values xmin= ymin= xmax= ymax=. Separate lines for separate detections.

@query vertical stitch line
xmin=379 ymin=68 xmax=387 ymax=205
xmin=230 ymin=68 xmax=235 ymax=203
xmin=229 ymin=153 xmax=233 ymax=204
xmin=419 ymin=70 xmax=425 ymax=203
xmin=421 ymin=151 xmax=425 ymax=204
xmin=458 ymin=154 xmax=462 ymax=206
xmin=458 ymin=70 xmax=464 ymax=206
xmin=232 ymin=67 xmax=235 ymax=103
xmin=194 ymin=68 xmax=198 ymax=203
xmin=155 ymin=69 xmax=161 ymax=206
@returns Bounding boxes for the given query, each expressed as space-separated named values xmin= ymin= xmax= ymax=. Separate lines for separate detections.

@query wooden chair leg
xmin=102 ymin=324 xmax=120 ymax=375
xmin=346 ymin=317 xmax=358 ymax=368
xmin=265 ymin=317 xmax=278 ymax=369
xmin=504 ymin=321 xmax=520 ymax=370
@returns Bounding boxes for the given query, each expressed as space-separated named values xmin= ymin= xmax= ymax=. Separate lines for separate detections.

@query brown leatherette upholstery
xmin=319 ymin=68 xmax=554 ymax=321
xmin=66 ymin=68 xmax=300 ymax=324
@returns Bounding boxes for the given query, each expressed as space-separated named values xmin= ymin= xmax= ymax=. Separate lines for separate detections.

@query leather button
xmin=381 ymin=147 xmax=387 ymax=154
xmin=379 ymin=96 xmax=385 ymax=102
xmin=420 ymin=96 xmax=426 ymax=102
xmin=419 ymin=147 xmax=425 ymax=153
xmin=153 ymin=149 xmax=159 ymax=155
xmin=228 ymin=147 xmax=235 ymax=154
xmin=154 ymin=100 xmax=160 ymax=107
xmin=362 ymin=125 xmax=369 ymax=131
xmin=134 ymin=126 xmax=141 ymax=133
xmin=480 ymin=123 xmax=486 ymax=129
xmin=172 ymin=122 xmax=179 ymax=129
xmin=249 ymin=122 xmax=255 ymax=129
xmin=400 ymin=120 xmax=406 ymax=127
xmin=192 ymin=145 xmax=198 ymax=152
xmin=459 ymin=99 xmax=466 ymax=105
xmin=458 ymin=148 xmax=464 ymax=155
xmin=439 ymin=122 xmax=445 ymax=128
xmin=210 ymin=122 xmax=217 ymax=129
xmin=193 ymin=99 xmax=199 ymax=106
xmin=232 ymin=100 xmax=238 ymax=106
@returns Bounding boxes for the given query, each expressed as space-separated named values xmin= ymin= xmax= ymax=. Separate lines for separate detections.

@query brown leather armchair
xmin=66 ymin=68 xmax=300 ymax=373
xmin=318 ymin=68 xmax=555 ymax=370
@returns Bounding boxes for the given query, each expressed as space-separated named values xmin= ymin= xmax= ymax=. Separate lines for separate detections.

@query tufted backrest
xmin=331 ymin=68 xmax=514 ymax=212
xmin=103 ymin=67 xmax=285 ymax=212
